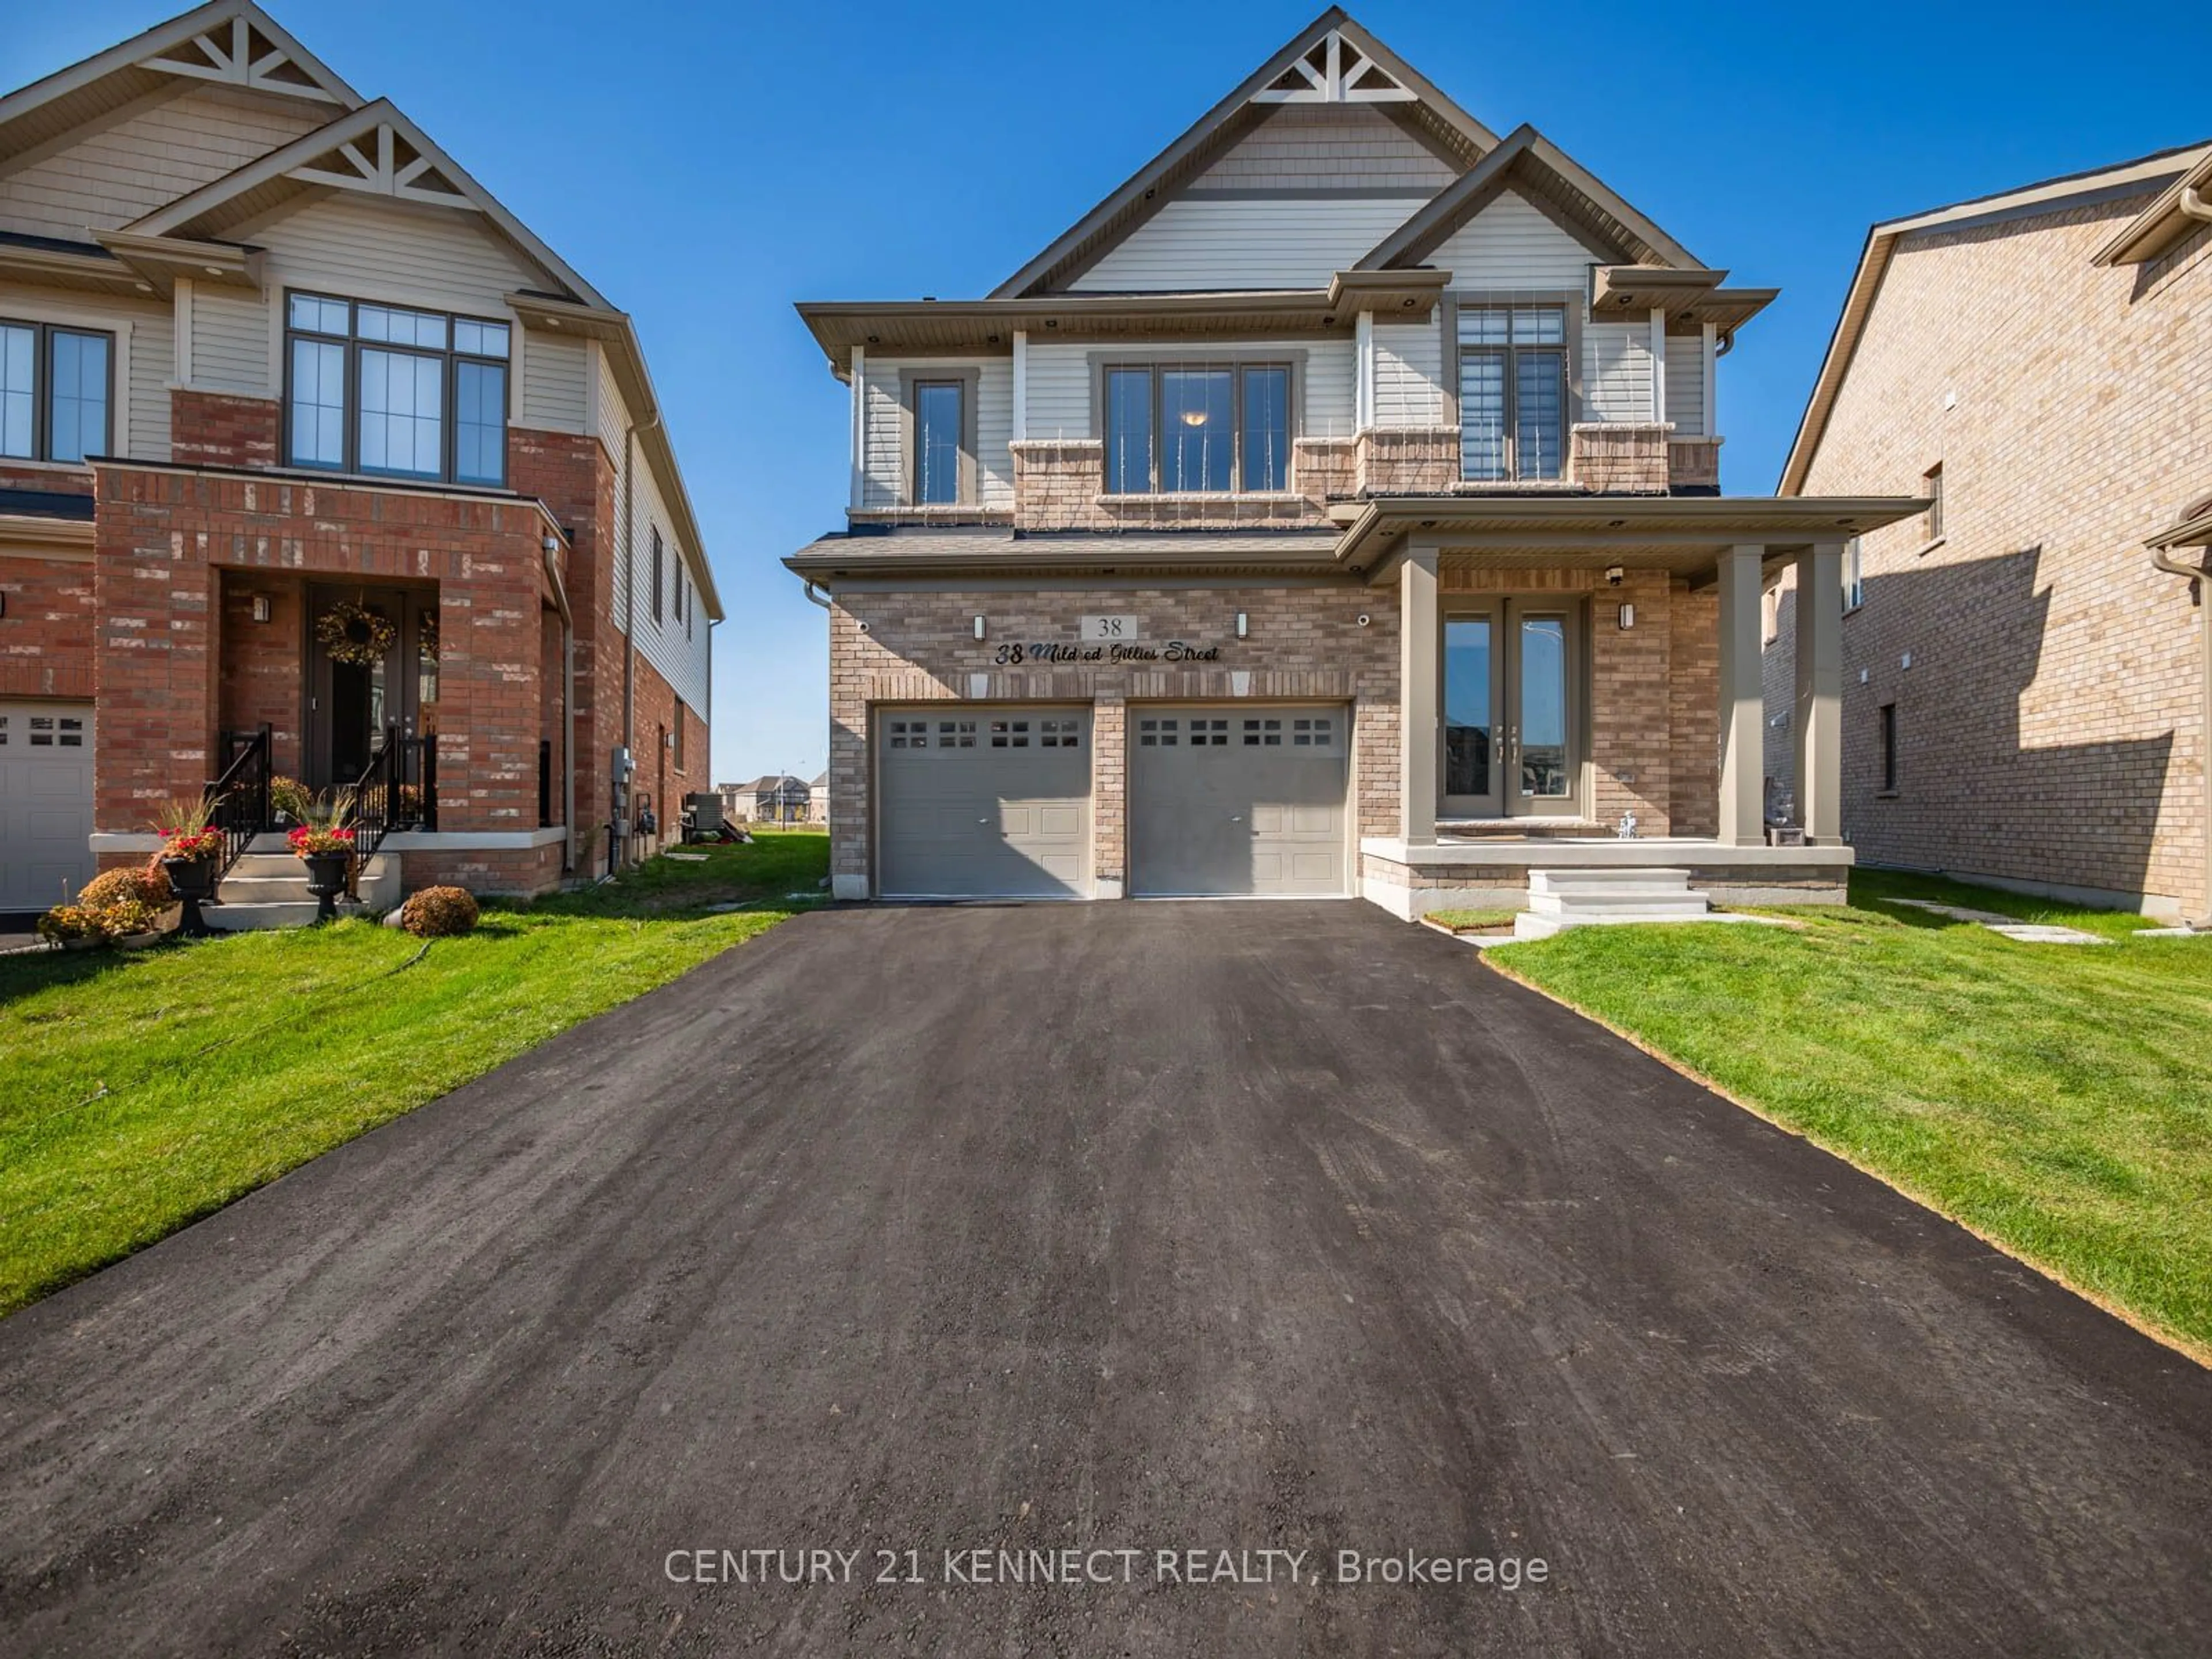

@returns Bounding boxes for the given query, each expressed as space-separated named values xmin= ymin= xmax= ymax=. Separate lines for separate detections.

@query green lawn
xmin=0 ymin=830 xmax=829 ymax=1317
xmin=1424 ymin=907 xmax=1520 ymax=933
xmin=1488 ymin=869 xmax=2212 ymax=1360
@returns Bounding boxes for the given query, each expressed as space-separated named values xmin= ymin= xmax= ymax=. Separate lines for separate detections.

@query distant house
xmin=808 ymin=772 xmax=830 ymax=826
xmin=1776 ymin=141 xmax=2212 ymax=922
xmin=719 ymin=774 xmax=810 ymax=823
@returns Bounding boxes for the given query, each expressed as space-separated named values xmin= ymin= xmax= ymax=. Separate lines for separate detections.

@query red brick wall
xmin=0 ymin=552 xmax=96 ymax=698
xmin=0 ymin=463 xmax=93 ymax=496
xmin=216 ymin=571 xmax=305 ymax=778
xmin=627 ymin=650 xmax=704 ymax=850
xmin=92 ymin=463 xmax=556 ymax=835
xmin=171 ymin=391 xmax=279 ymax=469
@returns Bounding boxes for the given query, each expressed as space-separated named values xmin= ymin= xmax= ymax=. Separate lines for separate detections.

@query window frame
xmin=0 ymin=316 xmax=116 ymax=465
xmin=650 ymin=526 xmax=665 ymax=624
xmin=1449 ymin=300 xmax=1575 ymax=484
xmin=902 ymin=368 xmax=980 ymax=506
xmin=1878 ymin=701 xmax=1899 ymax=794
xmin=1091 ymin=353 xmax=1301 ymax=498
xmin=1844 ymin=536 xmax=1865 ymax=611
xmin=281 ymin=290 xmax=512 ymax=487
xmin=1922 ymin=462 xmax=1944 ymax=546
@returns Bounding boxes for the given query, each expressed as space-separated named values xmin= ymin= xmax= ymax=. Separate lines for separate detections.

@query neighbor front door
xmin=304 ymin=584 xmax=436 ymax=791
xmin=1440 ymin=599 xmax=1582 ymax=819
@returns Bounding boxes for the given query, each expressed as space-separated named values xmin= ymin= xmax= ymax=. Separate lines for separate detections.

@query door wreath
xmin=316 ymin=600 xmax=397 ymax=667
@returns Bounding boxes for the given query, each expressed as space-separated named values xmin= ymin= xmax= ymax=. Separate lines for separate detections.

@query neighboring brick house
xmin=1775 ymin=143 xmax=2212 ymax=921
xmin=0 ymin=1 xmax=717 ymax=912
xmin=787 ymin=8 xmax=1918 ymax=916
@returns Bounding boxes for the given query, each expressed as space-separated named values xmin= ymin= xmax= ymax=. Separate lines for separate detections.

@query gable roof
xmin=992 ymin=9 xmax=1495 ymax=298
xmin=0 ymin=1 xmax=360 ymax=163
xmin=124 ymin=97 xmax=606 ymax=306
xmin=2093 ymin=145 xmax=2212 ymax=267
xmin=1781 ymin=139 xmax=2209 ymax=495
xmin=1356 ymin=123 xmax=1700 ymax=272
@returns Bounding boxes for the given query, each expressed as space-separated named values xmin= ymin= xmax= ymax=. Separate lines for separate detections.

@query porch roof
xmin=1332 ymin=493 xmax=1929 ymax=578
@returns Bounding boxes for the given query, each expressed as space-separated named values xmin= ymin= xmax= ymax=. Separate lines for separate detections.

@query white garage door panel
xmin=878 ymin=709 xmax=1092 ymax=899
xmin=0 ymin=700 xmax=96 ymax=912
xmin=1130 ymin=704 xmax=1350 ymax=898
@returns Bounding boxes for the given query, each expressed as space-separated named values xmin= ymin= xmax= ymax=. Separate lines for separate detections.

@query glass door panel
xmin=1442 ymin=616 xmax=1499 ymax=814
xmin=1516 ymin=614 xmax=1571 ymax=801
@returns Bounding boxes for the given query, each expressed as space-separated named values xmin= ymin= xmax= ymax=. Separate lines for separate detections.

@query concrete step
xmin=1527 ymin=866 xmax=1693 ymax=892
xmin=1528 ymin=891 xmax=1711 ymax=916
xmin=204 ymin=898 xmax=376 ymax=932
xmin=228 ymin=852 xmax=397 ymax=880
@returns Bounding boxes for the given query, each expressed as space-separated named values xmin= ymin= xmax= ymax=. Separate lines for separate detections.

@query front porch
xmin=1347 ymin=494 xmax=1924 ymax=919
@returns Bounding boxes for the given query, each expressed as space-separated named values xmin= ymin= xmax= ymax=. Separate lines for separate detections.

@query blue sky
xmin=14 ymin=0 xmax=2205 ymax=783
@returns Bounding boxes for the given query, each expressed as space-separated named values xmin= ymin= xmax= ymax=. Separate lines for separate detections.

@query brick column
xmin=1092 ymin=694 xmax=1126 ymax=897
xmin=93 ymin=480 xmax=218 ymax=829
xmin=1717 ymin=544 xmax=1765 ymax=846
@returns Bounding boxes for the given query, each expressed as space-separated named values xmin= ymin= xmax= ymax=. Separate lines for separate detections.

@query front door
xmin=1441 ymin=599 xmax=1583 ymax=819
xmin=305 ymin=585 xmax=436 ymax=791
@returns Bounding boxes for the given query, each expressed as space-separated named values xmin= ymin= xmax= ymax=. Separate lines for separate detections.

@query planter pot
xmin=56 ymin=935 xmax=100 ymax=953
xmin=115 ymin=930 xmax=163 ymax=952
xmin=160 ymin=853 xmax=219 ymax=938
xmin=301 ymin=851 xmax=353 ymax=922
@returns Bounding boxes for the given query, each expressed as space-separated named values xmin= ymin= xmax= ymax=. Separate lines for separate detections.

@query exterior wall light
xmin=972 ymin=615 xmax=986 ymax=641
xmin=251 ymin=594 xmax=272 ymax=623
xmin=1235 ymin=612 xmax=1249 ymax=638
xmin=1618 ymin=603 xmax=1635 ymax=630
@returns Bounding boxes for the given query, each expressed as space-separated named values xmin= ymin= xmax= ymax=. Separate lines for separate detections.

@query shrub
xmin=400 ymin=885 xmax=479 ymax=938
xmin=79 ymin=864 xmax=172 ymax=910
xmin=37 ymin=904 xmax=104 ymax=944
xmin=96 ymin=897 xmax=162 ymax=938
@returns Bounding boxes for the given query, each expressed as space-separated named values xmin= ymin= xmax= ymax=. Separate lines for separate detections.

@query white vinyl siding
xmin=190 ymin=285 xmax=268 ymax=394
xmin=0 ymin=283 xmax=169 ymax=460
xmin=1067 ymin=196 xmax=1426 ymax=293
xmin=1664 ymin=335 xmax=1705 ymax=435
xmin=1373 ymin=319 xmax=1444 ymax=428
xmin=520 ymin=330 xmax=589 ymax=432
xmin=976 ymin=359 xmax=1013 ymax=507
xmin=859 ymin=365 xmax=904 ymax=509
xmin=1430 ymin=191 xmax=1597 ymax=291
xmin=1020 ymin=339 xmax=1357 ymax=446
xmin=597 ymin=345 xmax=710 ymax=715
xmin=0 ymin=85 xmax=326 ymax=242
xmin=255 ymin=196 xmax=555 ymax=317
xmin=857 ymin=359 xmax=1013 ymax=509
xmin=1185 ymin=104 xmax=1457 ymax=193
xmin=1582 ymin=321 xmax=1656 ymax=424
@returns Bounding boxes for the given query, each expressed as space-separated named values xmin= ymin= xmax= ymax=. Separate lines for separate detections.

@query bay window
xmin=1459 ymin=306 xmax=1566 ymax=482
xmin=1104 ymin=361 xmax=1291 ymax=495
xmin=284 ymin=292 xmax=509 ymax=485
xmin=0 ymin=319 xmax=113 ymax=464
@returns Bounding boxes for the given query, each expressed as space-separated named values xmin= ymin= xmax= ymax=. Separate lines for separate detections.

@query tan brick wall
xmin=1357 ymin=427 xmax=1457 ymax=494
xmin=1781 ymin=194 xmax=2212 ymax=912
xmin=1570 ymin=423 xmax=1671 ymax=494
xmin=1440 ymin=560 xmax=1717 ymax=837
xmin=827 ymin=585 xmax=1399 ymax=889
xmin=1007 ymin=439 xmax=1334 ymax=532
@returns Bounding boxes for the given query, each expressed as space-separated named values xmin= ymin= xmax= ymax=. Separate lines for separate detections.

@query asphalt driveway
xmin=2 ymin=903 xmax=2209 ymax=1656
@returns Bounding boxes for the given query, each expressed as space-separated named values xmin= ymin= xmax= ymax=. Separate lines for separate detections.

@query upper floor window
xmin=0 ymin=320 xmax=112 ymax=464
xmin=912 ymin=380 xmax=965 ymax=505
xmin=285 ymin=292 xmax=509 ymax=486
xmin=1460 ymin=306 xmax=1565 ymax=483
xmin=1844 ymin=536 xmax=1865 ymax=611
xmin=1922 ymin=462 xmax=1944 ymax=543
xmin=650 ymin=527 xmax=665 ymax=623
xmin=1104 ymin=362 xmax=1291 ymax=495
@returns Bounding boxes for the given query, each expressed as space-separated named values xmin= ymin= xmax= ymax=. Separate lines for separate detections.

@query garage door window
xmin=1138 ymin=717 xmax=1177 ymax=747
xmin=1039 ymin=718 xmax=1081 ymax=749
xmin=1292 ymin=715 xmax=1334 ymax=747
xmin=25 ymin=713 xmax=84 ymax=747
xmin=1242 ymin=717 xmax=1284 ymax=747
xmin=937 ymin=718 xmax=976 ymax=748
xmin=990 ymin=719 xmax=1031 ymax=748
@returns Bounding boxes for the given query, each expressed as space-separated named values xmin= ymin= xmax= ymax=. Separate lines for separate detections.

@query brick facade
xmin=170 ymin=389 xmax=280 ymax=470
xmin=1776 ymin=193 xmax=2212 ymax=915
xmin=0 ymin=551 xmax=96 ymax=699
xmin=1570 ymin=424 xmax=1671 ymax=494
xmin=1357 ymin=426 xmax=1458 ymax=494
xmin=828 ymin=584 xmax=1400 ymax=893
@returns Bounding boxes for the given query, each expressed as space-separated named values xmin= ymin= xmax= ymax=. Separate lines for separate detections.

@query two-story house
xmin=1775 ymin=142 xmax=2212 ymax=924
xmin=788 ymin=9 xmax=1919 ymax=916
xmin=0 ymin=0 xmax=717 ymax=914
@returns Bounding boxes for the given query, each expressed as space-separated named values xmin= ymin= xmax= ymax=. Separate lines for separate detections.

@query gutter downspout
xmin=2152 ymin=546 xmax=2212 ymax=927
xmin=544 ymin=541 xmax=577 ymax=874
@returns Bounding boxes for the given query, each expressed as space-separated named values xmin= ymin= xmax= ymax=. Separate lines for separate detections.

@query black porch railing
xmin=207 ymin=725 xmax=272 ymax=877
xmin=353 ymin=725 xmax=438 ymax=859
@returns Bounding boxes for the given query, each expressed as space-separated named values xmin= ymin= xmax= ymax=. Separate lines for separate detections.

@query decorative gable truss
xmin=1253 ymin=28 xmax=1416 ymax=106
xmin=137 ymin=9 xmax=347 ymax=104
xmin=287 ymin=120 xmax=471 ymax=209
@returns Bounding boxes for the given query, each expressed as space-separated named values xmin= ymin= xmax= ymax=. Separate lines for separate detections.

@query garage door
xmin=1130 ymin=704 xmax=1349 ymax=897
xmin=877 ymin=707 xmax=1091 ymax=899
xmin=0 ymin=700 xmax=94 ymax=912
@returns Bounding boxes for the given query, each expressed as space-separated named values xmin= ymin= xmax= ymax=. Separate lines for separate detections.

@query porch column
xmin=1399 ymin=546 xmax=1439 ymax=846
xmin=1793 ymin=540 xmax=1846 ymax=843
xmin=1716 ymin=543 xmax=1765 ymax=846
